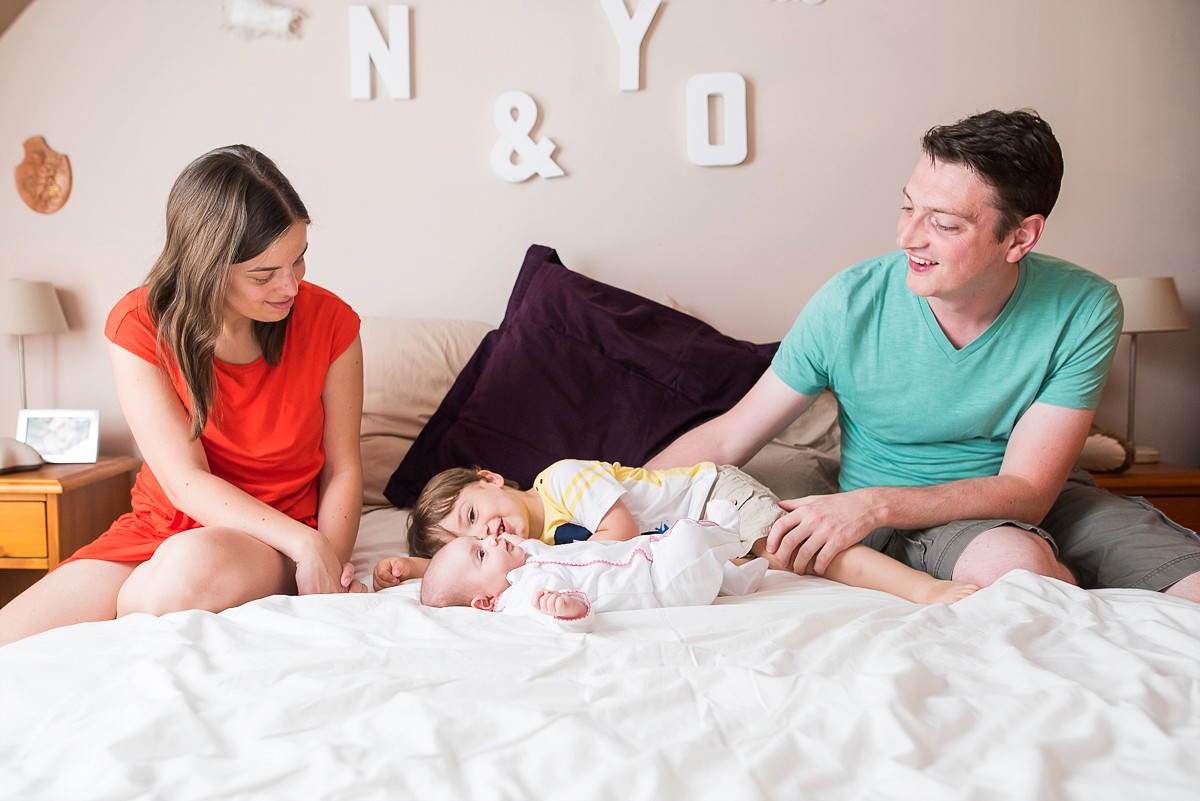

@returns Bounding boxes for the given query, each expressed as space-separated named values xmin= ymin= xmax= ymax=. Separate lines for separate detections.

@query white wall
xmin=1 ymin=0 xmax=1198 ymax=465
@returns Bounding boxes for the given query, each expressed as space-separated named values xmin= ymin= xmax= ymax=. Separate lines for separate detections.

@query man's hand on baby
xmin=766 ymin=489 xmax=878 ymax=575
xmin=533 ymin=589 xmax=588 ymax=620
xmin=372 ymin=556 xmax=425 ymax=589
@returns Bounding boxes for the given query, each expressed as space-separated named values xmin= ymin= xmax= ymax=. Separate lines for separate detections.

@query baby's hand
xmin=372 ymin=556 xmax=427 ymax=589
xmin=533 ymin=589 xmax=588 ymax=620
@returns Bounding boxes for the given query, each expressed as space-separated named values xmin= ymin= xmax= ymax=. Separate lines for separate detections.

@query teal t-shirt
xmin=771 ymin=251 xmax=1123 ymax=491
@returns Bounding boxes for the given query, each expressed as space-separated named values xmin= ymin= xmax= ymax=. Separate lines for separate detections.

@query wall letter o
xmin=686 ymin=72 xmax=748 ymax=167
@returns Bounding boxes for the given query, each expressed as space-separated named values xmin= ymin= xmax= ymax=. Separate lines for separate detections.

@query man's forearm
xmin=862 ymin=472 xmax=1057 ymax=532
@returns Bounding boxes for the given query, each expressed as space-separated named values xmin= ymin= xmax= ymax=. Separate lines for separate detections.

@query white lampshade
xmin=1113 ymin=276 xmax=1190 ymax=334
xmin=0 ymin=279 xmax=69 ymax=336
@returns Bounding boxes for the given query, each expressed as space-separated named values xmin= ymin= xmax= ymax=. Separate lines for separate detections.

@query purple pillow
xmin=383 ymin=245 xmax=777 ymax=507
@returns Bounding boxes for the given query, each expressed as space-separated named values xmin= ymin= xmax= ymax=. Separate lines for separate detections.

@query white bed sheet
xmin=2 ymin=506 xmax=1198 ymax=801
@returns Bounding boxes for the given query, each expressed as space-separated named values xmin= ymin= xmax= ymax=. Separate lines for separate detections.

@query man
xmin=648 ymin=109 xmax=1200 ymax=601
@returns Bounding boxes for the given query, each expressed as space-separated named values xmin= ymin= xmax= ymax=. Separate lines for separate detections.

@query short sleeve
xmin=533 ymin=460 xmax=627 ymax=539
xmin=1036 ymin=281 xmax=1123 ymax=409
xmin=105 ymin=288 xmax=163 ymax=366
xmin=299 ymin=283 xmax=360 ymax=367
xmin=770 ymin=275 xmax=846 ymax=396
xmin=327 ymin=297 xmax=360 ymax=365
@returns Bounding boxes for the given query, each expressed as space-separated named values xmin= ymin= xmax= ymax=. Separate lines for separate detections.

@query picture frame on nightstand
xmin=16 ymin=408 xmax=100 ymax=464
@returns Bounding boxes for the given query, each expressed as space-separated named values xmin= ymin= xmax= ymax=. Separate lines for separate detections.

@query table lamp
xmin=1112 ymin=276 xmax=1190 ymax=463
xmin=0 ymin=278 xmax=69 ymax=409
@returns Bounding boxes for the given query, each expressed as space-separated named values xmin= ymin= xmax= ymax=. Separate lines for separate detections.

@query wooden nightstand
xmin=0 ymin=456 xmax=139 ymax=605
xmin=1092 ymin=462 xmax=1200 ymax=532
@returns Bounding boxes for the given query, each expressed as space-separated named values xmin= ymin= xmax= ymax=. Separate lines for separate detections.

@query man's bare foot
xmin=916 ymin=580 xmax=978 ymax=605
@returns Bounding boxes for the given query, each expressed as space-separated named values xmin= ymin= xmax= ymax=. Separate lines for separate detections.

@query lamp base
xmin=1134 ymin=444 xmax=1161 ymax=464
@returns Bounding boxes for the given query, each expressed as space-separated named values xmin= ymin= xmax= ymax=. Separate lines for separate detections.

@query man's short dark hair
xmin=922 ymin=109 xmax=1064 ymax=238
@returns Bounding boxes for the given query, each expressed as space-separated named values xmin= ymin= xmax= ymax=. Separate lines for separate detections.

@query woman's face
xmin=224 ymin=222 xmax=308 ymax=324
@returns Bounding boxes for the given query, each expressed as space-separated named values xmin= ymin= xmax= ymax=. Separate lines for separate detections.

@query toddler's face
xmin=439 ymin=478 xmax=532 ymax=541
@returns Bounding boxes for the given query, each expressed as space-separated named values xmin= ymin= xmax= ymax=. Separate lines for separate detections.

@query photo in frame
xmin=16 ymin=409 xmax=100 ymax=464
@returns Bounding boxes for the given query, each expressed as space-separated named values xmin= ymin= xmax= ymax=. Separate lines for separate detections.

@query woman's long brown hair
xmin=144 ymin=145 xmax=310 ymax=438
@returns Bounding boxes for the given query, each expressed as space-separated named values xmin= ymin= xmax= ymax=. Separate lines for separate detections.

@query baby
xmin=419 ymin=510 xmax=750 ymax=631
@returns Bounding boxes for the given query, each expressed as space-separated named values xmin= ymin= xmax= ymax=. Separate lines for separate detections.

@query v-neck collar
xmin=917 ymin=260 xmax=1028 ymax=362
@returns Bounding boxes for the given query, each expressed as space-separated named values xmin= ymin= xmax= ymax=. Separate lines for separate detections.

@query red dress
xmin=64 ymin=281 xmax=360 ymax=565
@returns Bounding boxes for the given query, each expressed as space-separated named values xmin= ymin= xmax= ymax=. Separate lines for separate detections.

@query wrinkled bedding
xmin=2 ymin=507 xmax=1198 ymax=801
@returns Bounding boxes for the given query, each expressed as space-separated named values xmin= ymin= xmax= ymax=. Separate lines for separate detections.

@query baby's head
xmin=419 ymin=533 xmax=528 ymax=611
xmin=407 ymin=467 xmax=532 ymax=558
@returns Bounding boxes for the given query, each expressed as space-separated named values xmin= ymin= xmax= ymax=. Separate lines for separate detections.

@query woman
xmin=0 ymin=145 xmax=365 ymax=645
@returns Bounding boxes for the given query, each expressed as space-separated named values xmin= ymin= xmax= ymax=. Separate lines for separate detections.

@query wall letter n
xmin=349 ymin=5 xmax=412 ymax=100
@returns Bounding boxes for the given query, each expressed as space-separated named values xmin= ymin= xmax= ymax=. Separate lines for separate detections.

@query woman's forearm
xmin=168 ymin=467 xmax=324 ymax=562
xmin=317 ymin=464 xmax=362 ymax=563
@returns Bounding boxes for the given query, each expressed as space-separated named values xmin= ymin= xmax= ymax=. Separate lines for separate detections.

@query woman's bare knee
xmin=117 ymin=529 xmax=292 ymax=616
xmin=953 ymin=525 xmax=1075 ymax=587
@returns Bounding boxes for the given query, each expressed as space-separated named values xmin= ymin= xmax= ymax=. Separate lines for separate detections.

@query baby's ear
xmin=470 ymin=594 xmax=498 ymax=612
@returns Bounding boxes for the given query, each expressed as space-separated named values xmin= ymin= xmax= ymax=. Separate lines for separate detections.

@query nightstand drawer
xmin=0 ymin=457 xmax=140 ymax=606
xmin=1093 ymin=462 xmax=1200 ymax=533
xmin=1144 ymin=497 xmax=1200 ymax=533
xmin=0 ymin=502 xmax=49 ymax=558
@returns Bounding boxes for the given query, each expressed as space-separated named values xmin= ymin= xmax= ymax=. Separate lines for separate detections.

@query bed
xmin=3 ymin=247 xmax=1199 ymax=800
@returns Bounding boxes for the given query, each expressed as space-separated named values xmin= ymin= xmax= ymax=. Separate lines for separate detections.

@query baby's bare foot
xmin=917 ymin=580 xmax=978 ymax=605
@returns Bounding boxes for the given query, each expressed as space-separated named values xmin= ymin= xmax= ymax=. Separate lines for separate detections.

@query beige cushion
xmin=360 ymin=317 xmax=493 ymax=507
xmin=768 ymin=389 xmax=840 ymax=453
xmin=743 ymin=390 xmax=841 ymax=499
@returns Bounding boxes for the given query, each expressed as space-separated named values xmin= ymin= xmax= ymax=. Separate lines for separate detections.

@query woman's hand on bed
xmin=372 ymin=556 xmax=430 ymax=589
xmin=766 ymin=491 xmax=878 ymax=576
xmin=293 ymin=532 xmax=354 ymax=595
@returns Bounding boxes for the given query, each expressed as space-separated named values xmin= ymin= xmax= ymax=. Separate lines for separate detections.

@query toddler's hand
xmin=533 ymin=589 xmax=588 ymax=620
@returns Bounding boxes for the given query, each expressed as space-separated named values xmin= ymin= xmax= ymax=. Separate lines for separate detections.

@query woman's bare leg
xmin=117 ymin=527 xmax=294 ymax=616
xmin=0 ymin=560 xmax=137 ymax=646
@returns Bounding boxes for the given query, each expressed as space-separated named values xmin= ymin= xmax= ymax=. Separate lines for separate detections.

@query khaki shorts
xmin=861 ymin=469 xmax=1200 ymax=590
xmin=703 ymin=465 xmax=785 ymax=556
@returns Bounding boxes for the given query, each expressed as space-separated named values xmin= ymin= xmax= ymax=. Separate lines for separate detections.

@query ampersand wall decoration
xmin=14 ymin=136 xmax=72 ymax=214
xmin=490 ymin=91 xmax=565 ymax=183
